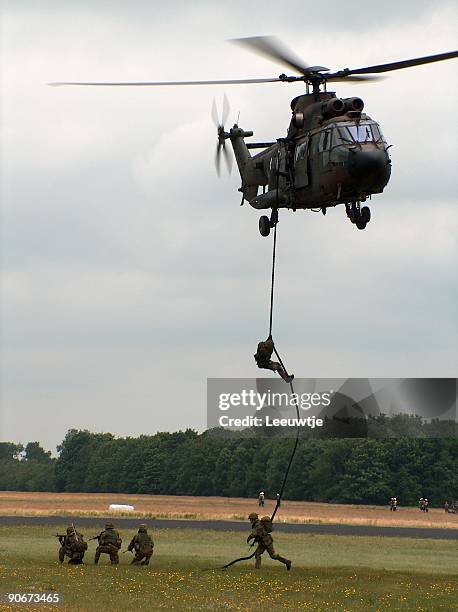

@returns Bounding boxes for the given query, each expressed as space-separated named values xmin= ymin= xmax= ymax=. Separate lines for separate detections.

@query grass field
xmin=0 ymin=525 xmax=456 ymax=611
xmin=1 ymin=492 xmax=456 ymax=530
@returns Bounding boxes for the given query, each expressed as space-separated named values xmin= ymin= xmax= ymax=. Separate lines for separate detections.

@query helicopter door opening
xmin=294 ymin=137 xmax=309 ymax=189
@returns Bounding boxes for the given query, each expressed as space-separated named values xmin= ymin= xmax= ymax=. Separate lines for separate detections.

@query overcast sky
xmin=1 ymin=1 xmax=457 ymax=451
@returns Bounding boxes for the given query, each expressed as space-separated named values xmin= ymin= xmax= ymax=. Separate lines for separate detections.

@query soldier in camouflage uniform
xmin=247 ymin=512 xmax=291 ymax=570
xmin=58 ymin=526 xmax=87 ymax=564
xmin=94 ymin=522 xmax=122 ymax=565
xmin=254 ymin=337 xmax=294 ymax=383
xmin=127 ymin=524 xmax=154 ymax=565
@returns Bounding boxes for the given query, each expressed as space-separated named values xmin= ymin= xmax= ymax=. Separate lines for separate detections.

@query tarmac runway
xmin=0 ymin=516 xmax=456 ymax=540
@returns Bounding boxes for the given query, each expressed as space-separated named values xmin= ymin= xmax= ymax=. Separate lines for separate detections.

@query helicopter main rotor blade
xmin=230 ymin=36 xmax=314 ymax=76
xmin=48 ymin=77 xmax=282 ymax=87
xmin=334 ymin=50 xmax=458 ymax=77
xmin=325 ymin=74 xmax=385 ymax=83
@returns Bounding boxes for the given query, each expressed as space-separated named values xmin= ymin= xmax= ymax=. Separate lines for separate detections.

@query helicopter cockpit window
xmin=371 ymin=123 xmax=386 ymax=142
xmin=336 ymin=123 xmax=375 ymax=143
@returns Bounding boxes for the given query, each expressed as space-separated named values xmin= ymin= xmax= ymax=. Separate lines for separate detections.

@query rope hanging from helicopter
xmin=220 ymin=148 xmax=301 ymax=571
xmin=265 ymin=147 xmax=300 ymax=524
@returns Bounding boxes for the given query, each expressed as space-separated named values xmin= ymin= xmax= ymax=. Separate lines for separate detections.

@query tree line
xmin=0 ymin=427 xmax=456 ymax=506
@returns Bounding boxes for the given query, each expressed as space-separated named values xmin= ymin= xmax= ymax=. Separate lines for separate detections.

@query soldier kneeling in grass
xmin=127 ymin=524 xmax=154 ymax=566
xmin=247 ymin=512 xmax=291 ymax=571
xmin=57 ymin=525 xmax=87 ymax=565
xmin=94 ymin=522 xmax=122 ymax=565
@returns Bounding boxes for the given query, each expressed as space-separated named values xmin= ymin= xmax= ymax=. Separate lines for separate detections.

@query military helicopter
xmin=51 ymin=37 xmax=457 ymax=236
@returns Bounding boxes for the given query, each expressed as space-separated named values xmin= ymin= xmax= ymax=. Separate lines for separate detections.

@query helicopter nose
xmin=348 ymin=148 xmax=390 ymax=185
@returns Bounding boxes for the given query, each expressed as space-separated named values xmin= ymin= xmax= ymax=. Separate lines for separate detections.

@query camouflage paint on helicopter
xmin=220 ymin=91 xmax=390 ymax=232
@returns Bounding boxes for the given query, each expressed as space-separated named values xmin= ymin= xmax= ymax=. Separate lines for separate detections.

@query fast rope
xmin=264 ymin=216 xmax=300 ymax=524
xmin=267 ymin=147 xmax=300 ymax=522
xmin=220 ymin=199 xmax=301 ymax=570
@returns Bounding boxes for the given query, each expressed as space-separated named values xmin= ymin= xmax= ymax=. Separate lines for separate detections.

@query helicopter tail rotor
xmin=212 ymin=94 xmax=233 ymax=175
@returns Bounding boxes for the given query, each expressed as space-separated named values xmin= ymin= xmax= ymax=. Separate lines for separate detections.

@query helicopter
xmin=50 ymin=37 xmax=457 ymax=236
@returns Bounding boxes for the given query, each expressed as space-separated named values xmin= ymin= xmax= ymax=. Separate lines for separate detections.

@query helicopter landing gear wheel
xmin=346 ymin=202 xmax=358 ymax=224
xmin=259 ymin=215 xmax=271 ymax=237
xmin=361 ymin=206 xmax=371 ymax=224
xmin=346 ymin=202 xmax=369 ymax=230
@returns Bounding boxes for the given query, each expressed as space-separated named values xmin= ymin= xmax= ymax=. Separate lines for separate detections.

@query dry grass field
xmin=1 ymin=491 xmax=456 ymax=529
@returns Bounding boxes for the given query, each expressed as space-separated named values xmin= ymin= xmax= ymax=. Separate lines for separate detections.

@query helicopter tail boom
xmin=228 ymin=125 xmax=268 ymax=203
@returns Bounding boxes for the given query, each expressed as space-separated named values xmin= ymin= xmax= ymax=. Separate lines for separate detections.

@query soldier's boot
xmin=273 ymin=553 xmax=291 ymax=569
xmin=58 ymin=549 xmax=65 ymax=563
xmin=271 ymin=362 xmax=294 ymax=384
xmin=278 ymin=368 xmax=294 ymax=384
xmin=110 ymin=552 xmax=120 ymax=565
xmin=94 ymin=553 xmax=100 ymax=565
xmin=254 ymin=555 xmax=262 ymax=569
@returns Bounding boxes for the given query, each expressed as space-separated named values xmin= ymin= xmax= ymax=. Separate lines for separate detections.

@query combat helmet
xmin=66 ymin=526 xmax=73 ymax=534
xmin=248 ymin=512 xmax=259 ymax=521
xmin=138 ymin=524 xmax=147 ymax=532
xmin=105 ymin=522 xmax=114 ymax=529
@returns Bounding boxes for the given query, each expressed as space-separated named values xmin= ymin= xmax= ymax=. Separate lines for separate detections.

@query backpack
xmin=260 ymin=516 xmax=273 ymax=533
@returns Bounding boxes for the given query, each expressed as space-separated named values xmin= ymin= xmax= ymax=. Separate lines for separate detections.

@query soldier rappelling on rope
xmin=254 ymin=336 xmax=294 ymax=383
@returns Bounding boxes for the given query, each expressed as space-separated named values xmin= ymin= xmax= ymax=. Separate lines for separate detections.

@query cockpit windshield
xmin=335 ymin=122 xmax=385 ymax=144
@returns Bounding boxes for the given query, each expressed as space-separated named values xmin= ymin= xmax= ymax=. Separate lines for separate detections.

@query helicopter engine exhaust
xmin=343 ymin=97 xmax=364 ymax=112
xmin=321 ymin=98 xmax=345 ymax=119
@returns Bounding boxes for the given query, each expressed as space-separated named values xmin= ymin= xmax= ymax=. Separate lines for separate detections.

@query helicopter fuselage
xmin=228 ymin=92 xmax=391 ymax=230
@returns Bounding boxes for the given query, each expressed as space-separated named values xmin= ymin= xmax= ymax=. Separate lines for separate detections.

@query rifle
xmin=54 ymin=534 xmax=65 ymax=545
xmin=88 ymin=533 xmax=102 ymax=542
xmin=122 ymin=549 xmax=131 ymax=554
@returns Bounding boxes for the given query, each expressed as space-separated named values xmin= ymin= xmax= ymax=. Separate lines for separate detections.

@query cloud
xmin=1 ymin=1 xmax=457 ymax=449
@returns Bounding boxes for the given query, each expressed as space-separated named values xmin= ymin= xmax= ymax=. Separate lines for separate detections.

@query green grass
xmin=0 ymin=526 xmax=456 ymax=611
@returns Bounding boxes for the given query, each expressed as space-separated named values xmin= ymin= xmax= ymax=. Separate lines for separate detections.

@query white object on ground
xmin=109 ymin=504 xmax=135 ymax=511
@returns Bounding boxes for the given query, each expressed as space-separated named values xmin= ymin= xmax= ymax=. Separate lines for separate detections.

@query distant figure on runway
xmin=258 ymin=492 xmax=265 ymax=507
